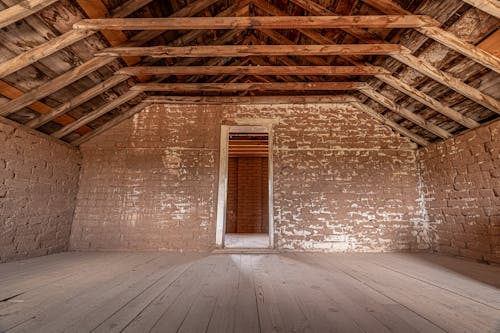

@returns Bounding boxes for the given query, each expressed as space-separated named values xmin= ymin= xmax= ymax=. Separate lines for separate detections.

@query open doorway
xmin=215 ymin=123 xmax=274 ymax=249
xmin=225 ymin=133 xmax=269 ymax=248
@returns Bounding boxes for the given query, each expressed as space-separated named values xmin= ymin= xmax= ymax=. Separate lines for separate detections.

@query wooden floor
xmin=0 ymin=252 xmax=499 ymax=333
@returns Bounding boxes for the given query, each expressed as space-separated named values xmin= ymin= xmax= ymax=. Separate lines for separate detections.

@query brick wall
xmin=419 ymin=120 xmax=500 ymax=264
xmin=0 ymin=119 xmax=81 ymax=262
xmin=226 ymin=157 xmax=269 ymax=233
xmin=71 ymin=103 xmax=424 ymax=252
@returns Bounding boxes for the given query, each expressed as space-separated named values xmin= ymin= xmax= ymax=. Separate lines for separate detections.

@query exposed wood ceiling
xmin=0 ymin=0 xmax=498 ymax=147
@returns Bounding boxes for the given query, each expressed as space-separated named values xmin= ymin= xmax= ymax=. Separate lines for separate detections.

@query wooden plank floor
xmin=0 ymin=252 xmax=499 ymax=332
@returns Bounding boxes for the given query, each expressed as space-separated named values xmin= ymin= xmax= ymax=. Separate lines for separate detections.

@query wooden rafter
xmin=71 ymin=102 xmax=152 ymax=146
xmin=0 ymin=0 xmax=152 ymax=79
xmin=359 ymin=87 xmax=453 ymax=139
xmin=362 ymin=0 xmax=500 ymax=74
xmin=73 ymin=15 xmax=439 ymax=30
xmin=0 ymin=0 xmax=58 ymax=29
xmin=0 ymin=0 xmax=221 ymax=119
xmin=116 ymin=66 xmax=390 ymax=76
xmin=287 ymin=0 xmax=500 ymax=115
xmin=95 ymin=44 xmax=408 ymax=57
xmin=0 ymin=80 xmax=91 ymax=135
xmin=350 ymin=100 xmax=430 ymax=146
xmin=460 ymin=0 xmax=500 ymax=19
xmin=52 ymin=90 xmax=143 ymax=139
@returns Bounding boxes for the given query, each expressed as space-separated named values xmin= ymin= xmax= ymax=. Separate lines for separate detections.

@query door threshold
xmin=212 ymin=248 xmax=279 ymax=254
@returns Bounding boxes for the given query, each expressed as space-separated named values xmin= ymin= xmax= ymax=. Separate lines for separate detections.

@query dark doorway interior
xmin=225 ymin=133 xmax=269 ymax=235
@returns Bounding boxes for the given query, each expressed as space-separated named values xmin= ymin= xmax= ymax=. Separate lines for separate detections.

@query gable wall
xmin=70 ymin=103 xmax=424 ymax=252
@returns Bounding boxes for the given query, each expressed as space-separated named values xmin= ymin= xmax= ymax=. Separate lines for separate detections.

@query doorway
xmin=215 ymin=123 xmax=274 ymax=249
xmin=225 ymin=133 xmax=269 ymax=248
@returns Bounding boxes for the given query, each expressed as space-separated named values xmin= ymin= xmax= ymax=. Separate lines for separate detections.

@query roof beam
xmin=132 ymin=82 xmax=367 ymax=92
xmin=0 ymin=0 xmax=221 ymax=117
xmin=73 ymin=15 xmax=439 ymax=30
xmin=460 ymin=0 xmax=500 ymax=19
xmin=0 ymin=80 xmax=91 ymax=135
xmin=350 ymin=100 xmax=430 ymax=146
xmin=144 ymin=95 xmax=357 ymax=104
xmin=116 ymin=66 xmax=390 ymax=76
xmin=362 ymin=0 xmax=500 ymax=74
xmin=392 ymin=53 xmax=500 ymax=114
xmin=288 ymin=0 xmax=500 ymax=115
xmin=359 ymin=87 xmax=453 ymax=139
xmin=25 ymin=75 xmax=129 ymax=129
xmin=0 ymin=0 xmax=58 ymax=29
xmin=52 ymin=90 xmax=142 ymax=139
xmin=71 ymin=102 xmax=151 ymax=146
xmin=96 ymin=44 xmax=408 ymax=57
xmin=373 ymin=73 xmax=480 ymax=128
xmin=0 ymin=0 xmax=153 ymax=78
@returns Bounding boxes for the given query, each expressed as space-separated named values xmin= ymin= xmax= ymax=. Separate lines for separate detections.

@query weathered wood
xmin=0 ymin=0 xmax=58 ymax=29
xmin=288 ymin=0 xmax=500 ymax=117
xmin=0 ymin=0 xmax=219 ymax=118
xmin=350 ymin=101 xmax=430 ymax=146
xmin=116 ymin=66 xmax=390 ymax=76
xmin=96 ymin=44 xmax=408 ymax=58
xmin=144 ymin=95 xmax=357 ymax=104
xmin=52 ymin=90 xmax=143 ymax=139
xmin=461 ymin=0 xmax=500 ymax=19
xmin=359 ymin=87 xmax=453 ymax=139
xmin=392 ymin=53 xmax=500 ymax=114
xmin=0 ymin=80 xmax=91 ymax=135
xmin=132 ymin=82 xmax=367 ymax=92
xmin=362 ymin=0 xmax=500 ymax=74
xmin=374 ymin=74 xmax=480 ymax=129
xmin=0 ymin=0 xmax=153 ymax=79
xmin=0 ymin=57 xmax=116 ymax=117
xmin=71 ymin=101 xmax=151 ymax=146
xmin=73 ymin=15 xmax=439 ymax=30
xmin=25 ymin=75 xmax=130 ymax=129
xmin=75 ymin=0 xmax=154 ymax=68
xmin=478 ymin=29 xmax=500 ymax=57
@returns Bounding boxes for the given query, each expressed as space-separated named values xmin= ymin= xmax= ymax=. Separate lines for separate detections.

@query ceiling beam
xmin=288 ymin=0 xmax=500 ymax=115
xmin=73 ymin=15 xmax=439 ymax=30
xmin=0 ymin=0 xmax=220 ymax=118
xmin=0 ymin=0 xmax=58 ymax=29
xmin=0 ymin=80 xmax=91 ymax=135
xmin=373 ymin=73 xmax=480 ymax=128
xmin=116 ymin=66 xmax=390 ymax=76
xmin=392 ymin=53 xmax=500 ymax=114
xmin=71 ymin=102 xmax=151 ymax=146
xmin=52 ymin=90 xmax=143 ymax=139
xmin=362 ymin=0 xmax=500 ymax=74
xmin=359 ymin=87 xmax=453 ymax=139
xmin=132 ymin=82 xmax=367 ymax=92
xmin=460 ymin=0 xmax=500 ymax=19
xmin=144 ymin=95 xmax=357 ymax=104
xmin=25 ymin=75 xmax=130 ymax=129
xmin=96 ymin=44 xmax=408 ymax=57
xmin=350 ymin=100 xmax=430 ymax=146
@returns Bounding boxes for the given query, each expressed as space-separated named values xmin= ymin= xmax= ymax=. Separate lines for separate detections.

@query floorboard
xmin=0 ymin=252 xmax=499 ymax=333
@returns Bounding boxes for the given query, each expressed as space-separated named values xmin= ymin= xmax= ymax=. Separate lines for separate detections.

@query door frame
xmin=215 ymin=120 xmax=275 ymax=248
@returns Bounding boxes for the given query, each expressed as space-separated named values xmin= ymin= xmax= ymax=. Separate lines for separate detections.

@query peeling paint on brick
xmin=70 ymin=103 xmax=425 ymax=252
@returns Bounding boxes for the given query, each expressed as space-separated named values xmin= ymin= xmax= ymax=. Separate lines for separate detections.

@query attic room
xmin=0 ymin=0 xmax=499 ymax=331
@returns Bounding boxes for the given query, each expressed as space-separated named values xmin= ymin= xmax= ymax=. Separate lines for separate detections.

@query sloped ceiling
xmin=0 ymin=0 xmax=498 ymax=146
